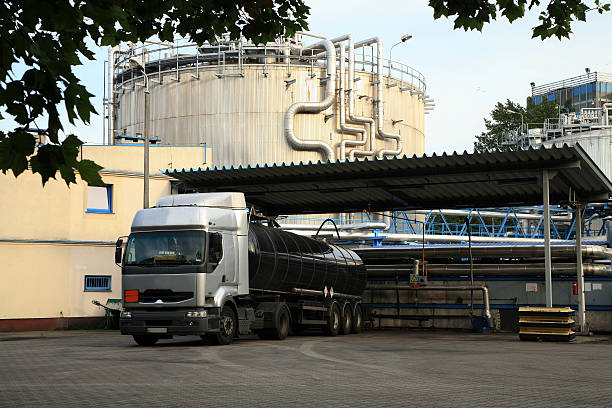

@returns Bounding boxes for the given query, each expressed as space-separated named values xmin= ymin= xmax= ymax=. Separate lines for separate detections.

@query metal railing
xmin=111 ymin=38 xmax=427 ymax=95
xmin=280 ymin=206 xmax=608 ymax=241
xmin=532 ymin=72 xmax=612 ymax=96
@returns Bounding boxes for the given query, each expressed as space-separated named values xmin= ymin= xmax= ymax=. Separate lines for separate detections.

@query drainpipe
xmin=338 ymin=43 xmax=367 ymax=160
xmin=284 ymin=32 xmax=336 ymax=162
xmin=348 ymin=36 xmax=376 ymax=159
xmin=375 ymin=38 xmax=402 ymax=158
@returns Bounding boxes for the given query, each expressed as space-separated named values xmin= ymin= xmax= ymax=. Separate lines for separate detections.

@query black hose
xmin=314 ymin=218 xmax=341 ymax=240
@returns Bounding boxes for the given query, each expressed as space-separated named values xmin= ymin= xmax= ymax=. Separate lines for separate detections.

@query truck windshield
xmin=124 ymin=231 xmax=206 ymax=266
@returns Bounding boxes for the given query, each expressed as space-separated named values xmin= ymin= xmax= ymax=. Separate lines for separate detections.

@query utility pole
xmin=130 ymin=55 xmax=150 ymax=209
xmin=144 ymin=87 xmax=150 ymax=209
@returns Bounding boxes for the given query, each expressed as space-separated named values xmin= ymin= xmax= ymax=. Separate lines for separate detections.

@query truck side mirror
xmin=115 ymin=238 xmax=123 ymax=265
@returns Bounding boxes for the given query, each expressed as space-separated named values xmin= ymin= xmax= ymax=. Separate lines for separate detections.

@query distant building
xmin=530 ymin=71 xmax=612 ymax=112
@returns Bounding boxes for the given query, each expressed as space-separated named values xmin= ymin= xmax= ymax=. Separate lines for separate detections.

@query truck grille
xmin=140 ymin=289 xmax=193 ymax=303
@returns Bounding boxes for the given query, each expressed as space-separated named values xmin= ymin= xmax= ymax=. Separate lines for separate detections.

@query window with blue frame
xmin=548 ymin=93 xmax=554 ymax=102
xmin=573 ymin=86 xmax=579 ymax=97
xmin=84 ymin=275 xmax=111 ymax=291
xmin=87 ymin=185 xmax=113 ymax=213
xmin=580 ymin=85 xmax=586 ymax=95
xmin=534 ymin=95 xmax=542 ymax=105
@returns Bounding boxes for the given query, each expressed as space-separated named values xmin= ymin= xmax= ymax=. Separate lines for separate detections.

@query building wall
xmin=0 ymin=145 xmax=210 ymax=328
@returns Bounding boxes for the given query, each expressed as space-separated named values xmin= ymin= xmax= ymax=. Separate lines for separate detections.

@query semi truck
xmin=117 ymin=193 xmax=367 ymax=346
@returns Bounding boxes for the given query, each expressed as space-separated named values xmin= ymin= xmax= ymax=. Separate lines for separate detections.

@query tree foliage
xmin=0 ymin=0 xmax=309 ymax=186
xmin=2 ymin=1 xmax=609 ymax=187
xmin=429 ymin=0 xmax=610 ymax=39
xmin=473 ymin=98 xmax=560 ymax=152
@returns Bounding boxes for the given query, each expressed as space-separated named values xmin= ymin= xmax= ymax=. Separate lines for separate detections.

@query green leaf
xmin=74 ymin=159 xmax=104 ymax=186
xmin=0 ymin=131 xmax=36 ymax=177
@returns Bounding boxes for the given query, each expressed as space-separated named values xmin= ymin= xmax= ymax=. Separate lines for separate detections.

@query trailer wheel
xmin=207 ymin=306 xmax=236 ymax=345
xmin=323 ymin=302 xmax=340 ymax=336
xmin=133 ymin=335 xmax=159 ymax=346
xmin=351 ymin=303 xmax=362 ymax=334
xmin=339 ymin=302 xmax=352 ymax=335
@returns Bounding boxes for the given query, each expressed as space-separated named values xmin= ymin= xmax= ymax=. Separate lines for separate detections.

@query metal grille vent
xmin=84 ymin=276 xmax=111 ymax=291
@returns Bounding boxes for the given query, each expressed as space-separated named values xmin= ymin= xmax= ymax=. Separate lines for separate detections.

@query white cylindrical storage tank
xmin=111 ymin=36 xmax=427 ymax=167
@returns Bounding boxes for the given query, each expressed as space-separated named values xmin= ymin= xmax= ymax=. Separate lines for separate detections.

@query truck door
xmin=205 ymin=232 xmax=237 ymax=296
xmin=220 ymin=233 xmax=236 ymax=283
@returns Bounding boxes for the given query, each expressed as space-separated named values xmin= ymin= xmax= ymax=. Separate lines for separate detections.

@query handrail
xmin=112 ymin=40 xmax=427 ymax=94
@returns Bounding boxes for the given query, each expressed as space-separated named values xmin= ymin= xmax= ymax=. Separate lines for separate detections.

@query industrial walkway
xmin=1 ymin=330 xmax=611 ymax=407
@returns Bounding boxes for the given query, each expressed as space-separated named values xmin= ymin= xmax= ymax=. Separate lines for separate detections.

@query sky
xmin=2 ymin=0 xmax=611 ymax=154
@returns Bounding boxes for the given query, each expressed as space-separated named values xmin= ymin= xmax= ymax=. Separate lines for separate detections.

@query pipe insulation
xmin=375 ymin=38 xmax=402 ymax=158
xmin=284 ymin=230 xmax=570 ymax=244
xmin=338 ymin=43 xmax=367 ymax=160
xmin=366 ymin=263 xmax=611 ymax=277
xmin=355 ymin=244 xmax=612 ymax=260
xmin=412 ymin=209 xmax=572 ymax=222
xmin=280 ymin=222 xmax=388 ymax=231
xmin=347 ymin=36 xmax=376 ymax=159
xmin=284 ymin=32 xmax=336 ymax=162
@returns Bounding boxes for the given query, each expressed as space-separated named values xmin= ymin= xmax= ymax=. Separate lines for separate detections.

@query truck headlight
xmin=120 ymin=311 xmax=132 ymax=319
xmin=185 ymin=311 xmax=207 ymax=318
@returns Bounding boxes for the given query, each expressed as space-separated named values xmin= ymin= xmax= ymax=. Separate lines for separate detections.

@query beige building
xmin=0 ymin=144 xmax=211 ymax=331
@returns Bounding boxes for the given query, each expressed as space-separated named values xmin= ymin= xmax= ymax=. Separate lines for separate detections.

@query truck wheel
xmin=133 ymin=335 xmax=159 ymax=346
xmin=259 ymin=306 xmax=290 ymax=340
xmin=339 ymin=302 xmax=352 ymax=335
xmin=207 ymin=306 xmax=236 ymax=345
xmin=323 ymin=302 xmax=340 ymax=336
xmin=351 ymin=304 xmax=362 ymax=334
xmin=274 ymin=306 xmax=290 ymax=340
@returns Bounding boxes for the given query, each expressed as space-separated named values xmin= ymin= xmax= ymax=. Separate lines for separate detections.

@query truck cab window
xmin=208 ymin=233 xmax=223 ymax=264
xmin=124 ymin=230 xmax=206 ymax=266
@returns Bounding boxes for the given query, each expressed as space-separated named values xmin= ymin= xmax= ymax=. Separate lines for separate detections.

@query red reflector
xmin=124 ymin=290 xmax=139 ymax=303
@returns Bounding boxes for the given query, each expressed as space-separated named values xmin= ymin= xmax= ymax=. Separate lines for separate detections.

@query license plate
xmin=147 ymin=327 xmax=167 ymax=333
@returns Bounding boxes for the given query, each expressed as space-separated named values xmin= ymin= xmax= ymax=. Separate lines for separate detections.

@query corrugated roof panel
xmin=168 ymin=145 xmax=611 ymax=214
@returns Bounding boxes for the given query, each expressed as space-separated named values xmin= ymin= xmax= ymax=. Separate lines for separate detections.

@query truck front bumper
xmin=120 ymin=309 xmax=220 ymax=336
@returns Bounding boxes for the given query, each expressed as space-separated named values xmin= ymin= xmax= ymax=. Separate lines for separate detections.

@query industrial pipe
xmin=338 ymin=43 xmax=367 ymax=160
xmin=375 ymin=38 xmax=402 ymax=158
xmin=366 ymin=284 xmax=491 ymax=319
xmin=285 ymin=230 xmax=570 ymax=244
xmin=413 ymin=209 xmax=572 ymax=222
xmin=280 ymin=221 xmax=388 ymax=231
xmin=366 ymin=263 xmax=611 ymax=277
xmin=356 ymin=244 xmax=612 ymax=260
xmin=284 ymin=32 xmax=336 ymax=162
xmin=347 ymin=36 xmax=376 ymax=159
xmin=107 ymin=46 xmax=120 ymax=145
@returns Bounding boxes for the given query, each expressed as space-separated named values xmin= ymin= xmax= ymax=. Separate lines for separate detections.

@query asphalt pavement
xmin=1 ymin=329 xmax=611 ymax=407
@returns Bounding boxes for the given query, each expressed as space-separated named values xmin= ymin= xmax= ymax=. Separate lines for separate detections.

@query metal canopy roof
xmin=167 ymin=145 xmax=612 ymax=215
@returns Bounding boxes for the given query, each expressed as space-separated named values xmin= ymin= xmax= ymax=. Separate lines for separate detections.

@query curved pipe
xmin=347 ymin=36 xmax=376 ymax=159
xmin=284 ymin=33 xmax=336 ymax=162
xmin=338 ymin=43 xmax=367 ymax=160
xmin=375 ymin=38 xmax=402 ymax=158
